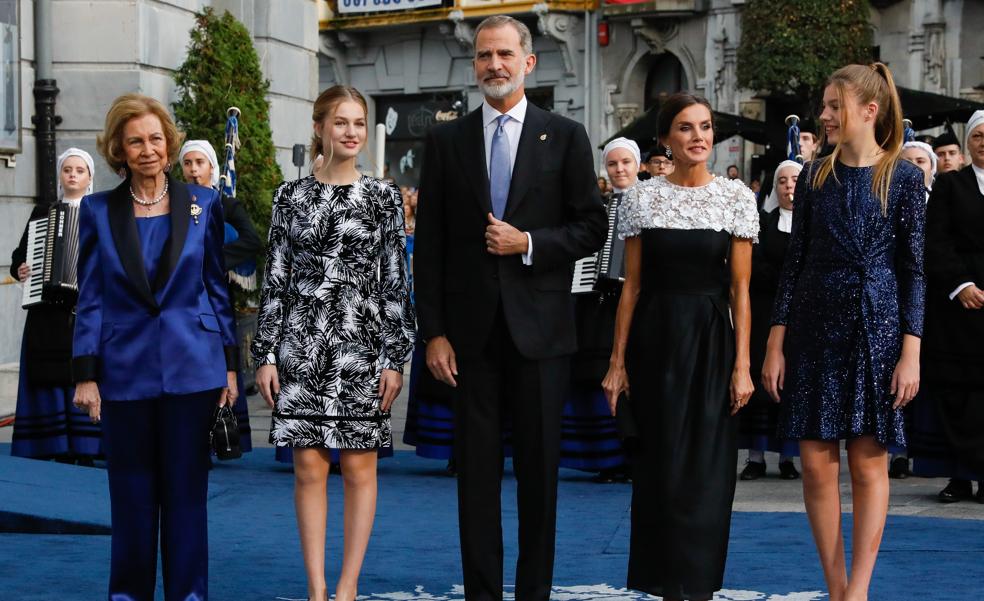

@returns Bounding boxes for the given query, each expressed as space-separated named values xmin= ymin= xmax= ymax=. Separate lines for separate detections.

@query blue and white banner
xmin=337 ymin=0 xmax=442 ymax=14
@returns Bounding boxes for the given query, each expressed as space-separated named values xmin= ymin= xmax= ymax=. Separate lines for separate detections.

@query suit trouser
xmin=454 ymin=310 xmax=568 ymax=601
xmin=101 ymin=390 xmax=217 ymax=601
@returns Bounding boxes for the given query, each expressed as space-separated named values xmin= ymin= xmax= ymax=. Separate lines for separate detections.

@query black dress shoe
xmin=938 ymin=479 xmax=973 ymax=503
xmin=779 ymin=460 xmax=800 ymax=480
xmin=740 ymin=461 xmax=767 ymax=480
xmin=889 ymin=456 xmax=910 ymax=479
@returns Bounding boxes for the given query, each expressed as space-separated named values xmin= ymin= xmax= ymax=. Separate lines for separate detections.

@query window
xmin=0 ymin=0 xmax=19 ymax=153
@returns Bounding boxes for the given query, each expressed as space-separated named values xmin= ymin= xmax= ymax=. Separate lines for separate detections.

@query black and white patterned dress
xmin=251 ymin=175 xmax=415 ymax=449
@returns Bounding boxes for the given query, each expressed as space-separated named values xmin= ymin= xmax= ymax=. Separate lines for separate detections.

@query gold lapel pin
xmin=190 ymin=201 xmax=202 ymax=225
xmin=539 ymin=133 xmax=547 ymax=141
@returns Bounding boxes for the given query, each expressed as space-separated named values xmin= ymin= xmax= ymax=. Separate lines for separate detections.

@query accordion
xmin=572 ymin=194 xmax=626 ymax=294
xmin=22 ymin=202 xmax=80 ymax=308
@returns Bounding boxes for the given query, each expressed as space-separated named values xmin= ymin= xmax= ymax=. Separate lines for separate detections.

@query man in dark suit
xmin=414 ymin=15 xmax=607 ymax=601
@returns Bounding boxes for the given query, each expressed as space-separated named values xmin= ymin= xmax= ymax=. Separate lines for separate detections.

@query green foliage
xmin=736 ymin=0 xmax=874 ymax=102
xmin=172 ymin=7 xmax=282 ymax=245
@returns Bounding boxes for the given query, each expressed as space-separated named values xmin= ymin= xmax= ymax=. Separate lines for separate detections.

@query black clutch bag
xmin=615 ymin=392 xmax=641 ymax=453
xmin=210 ymin=405 xmax=242 ymax=460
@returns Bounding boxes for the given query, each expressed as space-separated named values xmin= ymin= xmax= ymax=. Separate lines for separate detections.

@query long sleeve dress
xmin=617 ymin=175 xmax=759 ymax=599
xmin=251 ymin=175 xmax=415 ymax=449
xmin=772 ymin=160 xmax=926 ymax=448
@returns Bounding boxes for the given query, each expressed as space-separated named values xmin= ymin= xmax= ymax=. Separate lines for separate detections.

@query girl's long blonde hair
xmin=811 ymin=63 xmax=904 ymax=215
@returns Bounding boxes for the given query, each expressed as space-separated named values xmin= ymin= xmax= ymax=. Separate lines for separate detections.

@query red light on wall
xmin=598 ymin=21 xmax=610 ymax=47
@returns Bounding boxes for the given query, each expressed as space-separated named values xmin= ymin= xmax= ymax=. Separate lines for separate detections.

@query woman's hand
xmin=761 ymin=348 xmax=785 ymax=403
xmin=602 ymin=362 xmax=630 ymax=416
xmin=730 ymin=367 xmax=754 ymax=416
xmin=73 ymin=381 xmax=102 ymax=423
xmin=16 ymin=263 xmax=30 ymax=282
xmin=256 ymin=364 xmax=280 ymax=409
xmin=891 ymin=355 xmax=920 ymax=409
xmin=218 ymin=371 xmax=238 ymax=407
xmin=378 ymin=369 xmax=403 ymax=412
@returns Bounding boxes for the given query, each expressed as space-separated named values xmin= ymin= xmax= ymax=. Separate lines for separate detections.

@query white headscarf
xmin=966 ymin=110 xmax=984 ymax=150
xmin=902 ymin=141 xmax=938 ymax=179
xmin=178 ymin=140 xmax=220 ymax=188
xmin=56 ymin=147 xmax=95 ymax=200
xmin=602 ymin=137 xmax=642 ymax=169
xmin=762 ymin=160 xmax=803 ymax=213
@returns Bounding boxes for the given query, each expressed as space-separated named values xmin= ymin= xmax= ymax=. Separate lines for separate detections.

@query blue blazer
xmin=72 ymin=176 xmax=239 ymax=401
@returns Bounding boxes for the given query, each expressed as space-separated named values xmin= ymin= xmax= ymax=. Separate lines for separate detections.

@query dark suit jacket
xmin=72 ymin=177 xmax=238 ymax=400
xmin=414 ymin=102 xmax=607 ymax=360
xmin=924 ymin=165 xmax=984 ymax=384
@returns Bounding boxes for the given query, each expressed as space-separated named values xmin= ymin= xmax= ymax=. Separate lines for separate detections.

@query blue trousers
xmin=101 ymin=390 xmax=218 ymax=601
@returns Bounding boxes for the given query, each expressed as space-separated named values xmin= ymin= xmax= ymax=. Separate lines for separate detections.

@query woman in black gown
xmin=602 ymin=93 xmax=757 ymax=601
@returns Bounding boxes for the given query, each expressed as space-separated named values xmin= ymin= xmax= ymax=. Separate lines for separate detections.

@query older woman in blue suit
xmin=72 ymin=93 xmax=238 ymax=601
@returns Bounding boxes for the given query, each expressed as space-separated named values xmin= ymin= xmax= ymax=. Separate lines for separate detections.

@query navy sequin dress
xmin=772 ymin=160 xmax=926 ymax=447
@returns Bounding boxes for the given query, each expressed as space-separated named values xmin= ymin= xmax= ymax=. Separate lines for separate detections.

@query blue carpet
xmin=1 ymin=446 xmax=982 ymax=600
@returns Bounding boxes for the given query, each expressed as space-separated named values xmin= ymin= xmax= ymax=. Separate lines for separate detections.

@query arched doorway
xmin=644 ymin=52 xmax=688 ymax=111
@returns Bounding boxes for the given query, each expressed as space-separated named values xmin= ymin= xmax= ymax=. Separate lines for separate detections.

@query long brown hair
xmin=310 ymin=85 xmax=369 ymax=165
xmin=811 ymin=63 xmax=904 ymax=215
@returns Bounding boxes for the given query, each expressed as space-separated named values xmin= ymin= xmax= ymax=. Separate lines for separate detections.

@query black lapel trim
xmin=107 ymin=178 xmax=156 ymax=308
xmin=454 ymin=108 xmax=493 ymax=217
xmin=155 ymin=175 xmax=191 ymax=292
xmin=504 ymin=102 xmax=550 ymax=220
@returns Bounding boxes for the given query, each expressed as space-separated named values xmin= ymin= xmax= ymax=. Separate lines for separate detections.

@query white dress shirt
xmin=949 ymin=165 xmax=984 ymax=300
xmin=482 ymin=97 xmax=533 ymax=265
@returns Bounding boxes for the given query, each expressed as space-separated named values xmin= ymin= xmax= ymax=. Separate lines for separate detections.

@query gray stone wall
xmin=0 ymin=0 xmax=317 ymax=364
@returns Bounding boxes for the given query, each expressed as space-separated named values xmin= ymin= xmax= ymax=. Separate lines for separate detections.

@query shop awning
xmin=899 ymin=87 xmax=984 ymax=130
xmin=601 ymin=105 xmax=769 ymax=150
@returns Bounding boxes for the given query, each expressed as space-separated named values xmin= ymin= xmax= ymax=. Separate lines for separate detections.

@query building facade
xmin=317 ymin=0 xmax=984 ymax=184
xmin=0 ymin=0 xmax=320 ymax=369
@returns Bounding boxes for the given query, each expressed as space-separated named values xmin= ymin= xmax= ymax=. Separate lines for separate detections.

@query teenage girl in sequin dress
xmin=762 ymin=64 xmax=926 ymax=601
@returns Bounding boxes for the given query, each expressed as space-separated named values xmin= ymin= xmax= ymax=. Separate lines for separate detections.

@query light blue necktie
xmin=489 ymin=114 xmax=512 ymax=219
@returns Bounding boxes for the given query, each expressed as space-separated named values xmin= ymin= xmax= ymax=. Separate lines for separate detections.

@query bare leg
xmin=844 ymin=436 xmax=890 ymax=601
xmin=800 ymin=440 xmax=848 ymax=601
xmin=294 ymin=448 xmax=332 ymax=601
xmin=335 ymin=449 xmax=378 ymax=601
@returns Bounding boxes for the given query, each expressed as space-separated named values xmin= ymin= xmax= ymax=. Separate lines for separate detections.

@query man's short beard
xmin=479 ymin=69 xmax=526 ymax=100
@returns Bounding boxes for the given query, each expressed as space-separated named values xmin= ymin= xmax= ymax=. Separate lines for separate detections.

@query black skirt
xmin=624 ymin=228 xmax=737 ymax=599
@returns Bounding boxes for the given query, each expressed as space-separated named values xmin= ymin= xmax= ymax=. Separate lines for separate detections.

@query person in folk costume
xmin=9 ymin=148 xmax=102 ymax=464
xmin=901 ymin=141 xmax=937 ymax=199
xmin=560 ymin=137 xmax=641 ymax=482
xmin=932 ymin=129 xmax=965 ymax=174
xmin=910 ymin=110 xmax=984 ymax=503
xmin=762 ymin=63 xmax=925 ymax=601
xmin=738 ymin=159 xmax=802 ymax=481
xmin=179 ymin=139 xmax=260 ymax=453
xmin=882 ymin=140 xmax=940 ymax=480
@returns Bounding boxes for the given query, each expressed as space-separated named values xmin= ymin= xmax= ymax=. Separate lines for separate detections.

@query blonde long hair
xmin=811 ymin=63 xmax=904 ymax=215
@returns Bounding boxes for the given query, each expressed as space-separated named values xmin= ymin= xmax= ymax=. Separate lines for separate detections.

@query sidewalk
xmin=1 ymin=375 xmax=982 ymax=521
